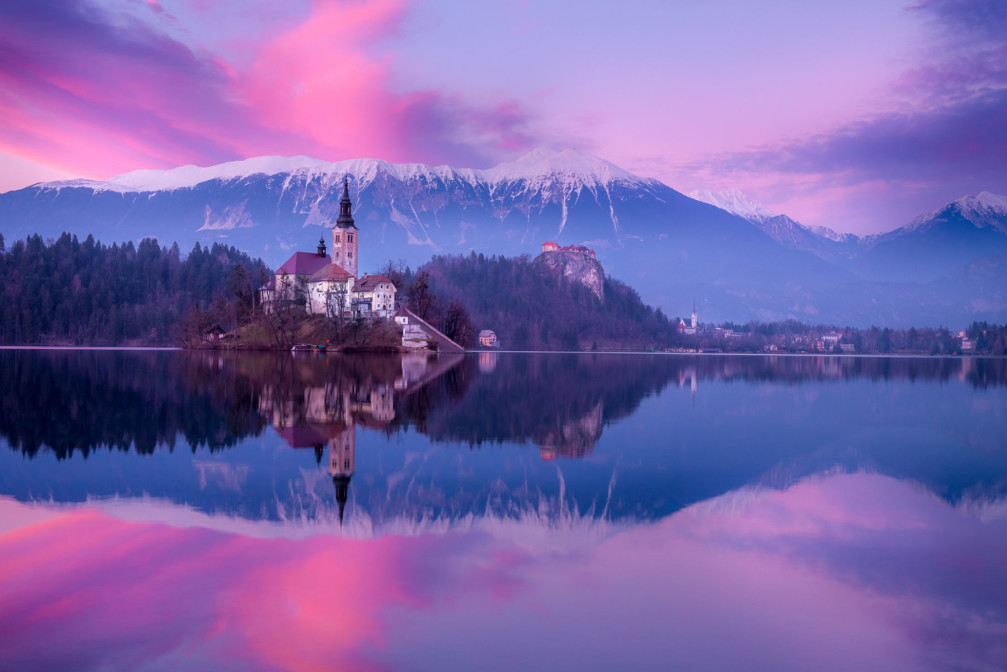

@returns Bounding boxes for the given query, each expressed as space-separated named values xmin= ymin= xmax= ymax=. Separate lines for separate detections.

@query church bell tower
xmin=331 ymin=176 xmax=359 ymax=278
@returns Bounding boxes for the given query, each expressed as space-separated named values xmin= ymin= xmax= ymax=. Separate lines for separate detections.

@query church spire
xmin=333 ymin=474 xmax=351 ymax=526
xmin=336 ymin=176 xmax=356 ymax=229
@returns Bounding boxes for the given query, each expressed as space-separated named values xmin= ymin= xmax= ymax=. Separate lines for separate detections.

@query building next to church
xmin=352 ymin=274 xmax=397 ymax=315
xmin=260 ymin=177 xmax=397 ymax=318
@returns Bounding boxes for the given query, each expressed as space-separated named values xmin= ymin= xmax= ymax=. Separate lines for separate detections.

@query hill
xmin=401 ymin=250 xmax=676 ymax=351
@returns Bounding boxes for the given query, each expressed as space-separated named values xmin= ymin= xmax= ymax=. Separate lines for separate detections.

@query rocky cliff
xmin=533 ymin=246 xmax=605 ymax=301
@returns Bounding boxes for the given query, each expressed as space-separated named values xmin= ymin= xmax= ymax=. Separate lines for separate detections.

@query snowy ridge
xmin=806 ymin=224 xmax=851 ymax=243
xmin=688 ymin=189 xmax=775 ymax=221
xmin=482 ymin=148 xmax=644 ymax=189
xmin=42 ymin=149 xmax=645 ymax=195
xmin=689 ymin=189 xmax=856 ymax=244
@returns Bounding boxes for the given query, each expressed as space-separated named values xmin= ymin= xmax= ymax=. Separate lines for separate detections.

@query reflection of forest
xmin=0 ymin=349 xmax=268 ymax=459
xmin=394 ymin=353 xmax=1007 ymax=449
xmin=2 ymin=349 xmax=1005 ymax=461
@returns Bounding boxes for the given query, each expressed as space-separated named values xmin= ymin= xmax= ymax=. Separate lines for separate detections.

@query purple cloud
xmin=698 ymin=0 xmax=1007 ymax=229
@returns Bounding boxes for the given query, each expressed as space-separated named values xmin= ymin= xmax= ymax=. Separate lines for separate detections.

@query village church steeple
xmin=331 ymin=176 xmax=359 ymax=278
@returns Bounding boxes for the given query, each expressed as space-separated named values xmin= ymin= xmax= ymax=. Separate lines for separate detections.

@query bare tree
xmin=261 ymin=272 xmax=302 ymax=347
xmin=324 ymin=282 xmax=350 ymax=343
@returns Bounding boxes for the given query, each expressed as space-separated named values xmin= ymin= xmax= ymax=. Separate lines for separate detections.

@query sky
xmin=0 ymin=0 xmax=1005 ymax=235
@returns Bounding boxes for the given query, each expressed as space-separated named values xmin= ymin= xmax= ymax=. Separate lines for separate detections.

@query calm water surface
xmin=1 ymin=350 xmax=1006 ymax=671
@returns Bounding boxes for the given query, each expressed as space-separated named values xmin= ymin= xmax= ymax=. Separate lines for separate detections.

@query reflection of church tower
xmin=331 ymin=177 xmax=358 ymax=278
xmin=328 ymin=425 xmax=356 ymax=525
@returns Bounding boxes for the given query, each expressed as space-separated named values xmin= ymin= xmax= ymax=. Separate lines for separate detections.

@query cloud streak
xmin=689 ymin=0 xmax=1007 ymax=231
xmin=0 ymin=0 xmax=540 ymax=181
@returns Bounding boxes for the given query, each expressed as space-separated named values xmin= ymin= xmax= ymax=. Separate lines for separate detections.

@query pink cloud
xmin=0 ymin=0 xmax=539 ymax=187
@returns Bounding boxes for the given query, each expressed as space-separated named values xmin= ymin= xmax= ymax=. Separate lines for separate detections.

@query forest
xmin=3 ymin=232 xmax=1006 ymax=355
xmin=0 ymin=232 xmax=268 ymax=345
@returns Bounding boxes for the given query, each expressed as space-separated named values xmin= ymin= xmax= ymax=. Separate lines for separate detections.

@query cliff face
xmin=533 ymin=247 xmax=605 ymax=301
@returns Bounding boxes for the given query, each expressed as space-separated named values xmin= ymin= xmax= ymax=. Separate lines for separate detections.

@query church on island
xmin=259 ymin=178 xmax=397 ymax=318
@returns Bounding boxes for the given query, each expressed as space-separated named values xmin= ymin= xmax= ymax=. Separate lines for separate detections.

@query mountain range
xmin=2 ymin=148 xmax=1005 ymax=327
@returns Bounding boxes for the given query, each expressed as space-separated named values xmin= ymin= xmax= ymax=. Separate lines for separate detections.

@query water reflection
xmin=2 ymin=350 xmax=1007 ymax=670
xmin=2 ymin=350 xmax=1005 ymax=460
xmin=1 ymin=350 xmax=1007 ymax=529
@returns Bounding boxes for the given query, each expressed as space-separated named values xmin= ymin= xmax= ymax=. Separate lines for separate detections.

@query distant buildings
xmin=478 ymin=330 xmax=498 ymax=347
xmin=677 ymin=301 xmax=698 ymax=336
xmin=541 ymin=241 xmax=596 ymax=257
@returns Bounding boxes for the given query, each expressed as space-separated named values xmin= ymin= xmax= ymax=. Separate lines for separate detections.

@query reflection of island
xmin=257 ymin=352 xmax=466 ymax=523
xmin=2 ymin=349 xmax=1007 ymax=530
xmin=4 ymin=349 xmax=1005 ymax=463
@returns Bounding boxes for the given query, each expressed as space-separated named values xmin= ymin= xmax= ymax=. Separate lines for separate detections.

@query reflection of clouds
xmin=680 ymin=473 xmax=1007 ymax=669
xmin=193 ymin=461 xmax=250 ymax=492
xmin=61 ymin=471 xmax=622 ymax=554
xmin=957 ymin=494 xmax=1007 ymax=523
xmin=2 ymin=473 xmax=1005 ymax=671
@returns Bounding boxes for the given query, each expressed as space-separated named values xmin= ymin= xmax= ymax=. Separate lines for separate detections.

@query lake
xmin=1 ymin=349 xmax=1005 ymax=671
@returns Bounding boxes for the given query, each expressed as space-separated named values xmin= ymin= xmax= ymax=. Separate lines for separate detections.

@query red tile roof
xmin=309 ymin=263 xmax=353 ymax=283
xmin=275 ymin=251 xmax=331 ymax=277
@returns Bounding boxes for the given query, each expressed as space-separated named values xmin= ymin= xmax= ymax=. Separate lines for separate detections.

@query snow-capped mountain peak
xmin=687 ymin=189 xmax=775 ymax=222
xmin=481 ymin=148 xmax=642 ymax=188
xmin=956 ymin=191 xmax=1007 ymax=224
xmin=909 ymin=191 xmax=1007 ymax=233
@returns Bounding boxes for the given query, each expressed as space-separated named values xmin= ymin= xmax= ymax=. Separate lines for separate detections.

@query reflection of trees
xmin=393 ymin=353 xmax=1007 ymax=450
xmin=395 ymin=353 xmax=676 ymax=449
xmin=0 ymin=349 xmax=268 ymax=459
xmin=697 ymin=355 xmax=1007 ymax=388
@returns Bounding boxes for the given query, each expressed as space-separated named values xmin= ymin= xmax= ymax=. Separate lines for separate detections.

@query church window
xmin=348 ymin=233 xmax=354 ymax=243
